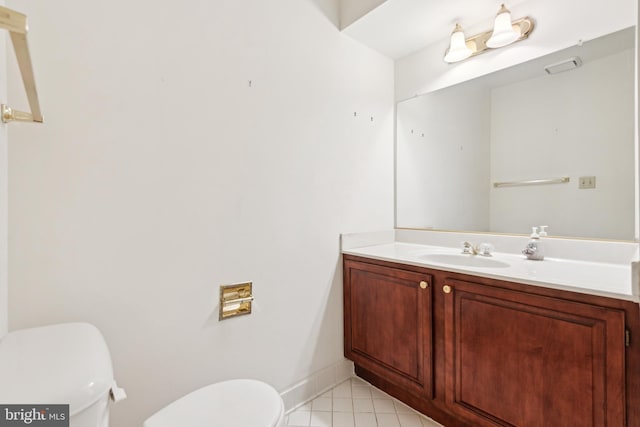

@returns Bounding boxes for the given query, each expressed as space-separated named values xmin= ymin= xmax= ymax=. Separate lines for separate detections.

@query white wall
xmin=6 ymin=1 xmax=394 ymax=426
xmin=395 ymin=0 xmax=636 ymax=101
xmin=490 ymin=49 xmax=635 ymax=239
xmin=396 ymin=80 xmax=491 ymax=230
xmin=0 ymin=0 xmax=7 ymax=339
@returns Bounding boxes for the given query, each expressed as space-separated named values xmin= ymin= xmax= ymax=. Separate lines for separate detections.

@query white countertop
xmin=343 ymin=242 xmax=636 ymax=301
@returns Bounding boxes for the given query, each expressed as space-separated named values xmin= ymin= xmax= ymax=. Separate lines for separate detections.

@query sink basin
xmin=419 ymin=253 xmax=510 ymax=268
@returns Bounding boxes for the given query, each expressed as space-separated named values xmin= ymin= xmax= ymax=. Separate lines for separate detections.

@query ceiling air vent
xmin=544 ymin=56 xmax=583 ymax=74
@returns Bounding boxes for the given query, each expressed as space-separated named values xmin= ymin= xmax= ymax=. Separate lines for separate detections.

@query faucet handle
xmin=461 ymin=241 xmax=476 ymax=254
xmin=477 ymin=243 xmax=494 ymax=256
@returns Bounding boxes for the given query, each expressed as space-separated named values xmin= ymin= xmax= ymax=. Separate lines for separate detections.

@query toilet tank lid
xmin=0 ymin=322 xmax=115 ymax=415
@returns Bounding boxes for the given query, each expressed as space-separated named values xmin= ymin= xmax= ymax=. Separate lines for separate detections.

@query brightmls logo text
xmin=4 ymin=408 xmax=45 ymax=424
xmin=0 ymin=405 xmax=68 ymax=426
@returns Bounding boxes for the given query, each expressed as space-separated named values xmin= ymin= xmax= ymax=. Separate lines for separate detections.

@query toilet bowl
xmin=144 ymin=379 xmax=285 ymax=427
xmin=0 ymin=323 xmax=126 ymax=427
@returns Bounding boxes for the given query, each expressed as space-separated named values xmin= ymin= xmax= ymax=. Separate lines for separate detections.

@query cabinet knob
xmin=420 ymin=281 xmax=428 ymax=289
xmin=443 ymin=285 xmax=452 ymax=294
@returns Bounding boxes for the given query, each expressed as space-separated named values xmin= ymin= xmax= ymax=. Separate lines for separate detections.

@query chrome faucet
xmin=461 ymin=241 xmax=494 ymax=256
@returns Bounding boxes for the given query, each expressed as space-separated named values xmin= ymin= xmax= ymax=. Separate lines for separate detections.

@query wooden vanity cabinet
xmin=443 ymin=277 xmax=626 ymax=427
xmin=343 ymin=257 xmax=433 ymax=397
xmin=343 ymin=254 xmax=640 ymax=427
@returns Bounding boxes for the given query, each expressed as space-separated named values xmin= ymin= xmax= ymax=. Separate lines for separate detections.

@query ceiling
xmin=342 ymin=0 xmax=531 ymax=59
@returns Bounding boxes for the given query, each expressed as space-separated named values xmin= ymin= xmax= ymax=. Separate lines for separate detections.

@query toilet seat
xmin=143 ymin=379 xmax=284 ymax=427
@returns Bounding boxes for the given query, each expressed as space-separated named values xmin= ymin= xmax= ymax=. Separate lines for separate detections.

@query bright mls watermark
xmin=0 ymin=405 xmax=69 ymax=426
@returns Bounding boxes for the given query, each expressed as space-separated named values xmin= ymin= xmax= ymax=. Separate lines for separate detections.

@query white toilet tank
xmin=0 ymin=322 xmax=126 ymax=427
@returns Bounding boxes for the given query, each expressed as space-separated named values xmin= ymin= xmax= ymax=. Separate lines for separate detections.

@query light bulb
xmin=486 ymin=4 xmax=520 ymax=48
xmin=444 ymin=24 xmax=472 ymax=63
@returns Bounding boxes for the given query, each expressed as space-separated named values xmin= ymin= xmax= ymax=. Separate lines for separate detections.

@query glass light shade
xmin=444 ymin=25 xmax=472 ymax=63
xmin=486 ymin=4 xmax=520 ymax=48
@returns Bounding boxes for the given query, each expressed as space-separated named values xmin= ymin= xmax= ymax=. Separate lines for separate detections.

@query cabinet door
xmin=442 ymin=278 xmax=626 ymax=427
xmin=344 ymin=259 xmax=433 ymax=397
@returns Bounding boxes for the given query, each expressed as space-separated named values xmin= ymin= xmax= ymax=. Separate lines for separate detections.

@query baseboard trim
xmin=280 ymin=359 xmax=354 ymax=413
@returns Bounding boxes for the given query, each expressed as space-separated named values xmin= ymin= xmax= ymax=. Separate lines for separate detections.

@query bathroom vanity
xmin=342 ymin=233 xmax=640 ymax=427
xmin=347 ymin=8 xmax=639 ymax=427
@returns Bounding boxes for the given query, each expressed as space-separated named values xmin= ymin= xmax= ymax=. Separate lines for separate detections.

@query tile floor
xmin=285 ymin=377 xmax=444 ymax=427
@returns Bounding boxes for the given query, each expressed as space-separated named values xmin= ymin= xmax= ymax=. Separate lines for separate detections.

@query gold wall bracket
xmin=0 ymin=5 xmax=43 ymax=124
xmin=2 ymin=104 xmax=36 ymax=123
xmin=219 ymin=282 xmax=254 ymax=320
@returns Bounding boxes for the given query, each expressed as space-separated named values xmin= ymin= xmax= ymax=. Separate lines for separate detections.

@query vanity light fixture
xmin=444 ymin=3 xmax=534 ymax=64
xmin=443 ymin=23 xmax=473 ymax=63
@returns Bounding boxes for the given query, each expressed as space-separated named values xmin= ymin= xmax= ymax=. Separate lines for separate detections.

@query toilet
xmin=0 ymin=322 xmax=126 ymax=427
xmin=144 ymin=379 xmax=285 ymax=427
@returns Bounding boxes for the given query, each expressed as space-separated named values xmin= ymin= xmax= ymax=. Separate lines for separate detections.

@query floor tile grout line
xmin=286 ymin=375 xmax=444 ymax=427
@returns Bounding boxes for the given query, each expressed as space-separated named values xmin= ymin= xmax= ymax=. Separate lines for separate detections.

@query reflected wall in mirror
xmin=396 ymin=27 xmax=635 ymax=241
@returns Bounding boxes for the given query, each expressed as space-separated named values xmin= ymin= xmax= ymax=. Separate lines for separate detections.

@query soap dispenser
xmin=522 ymin=227 xmax=544 ymax=260
xmin=539 ymin=225 xmax=549 ymax=237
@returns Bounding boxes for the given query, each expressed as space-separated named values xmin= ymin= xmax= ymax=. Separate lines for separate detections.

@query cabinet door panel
xmin=443 ymin=279 xmax=625 ymax=427
xmin=344 ymin=260 xmax=432 ymax=396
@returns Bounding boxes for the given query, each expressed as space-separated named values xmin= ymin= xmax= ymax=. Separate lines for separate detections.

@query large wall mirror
xmin=396 ymin=27 xmax=636 ymax=241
